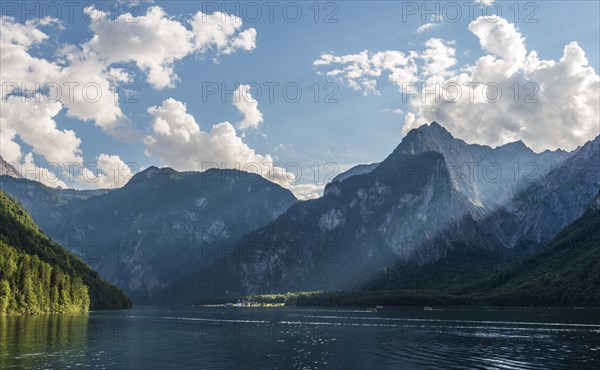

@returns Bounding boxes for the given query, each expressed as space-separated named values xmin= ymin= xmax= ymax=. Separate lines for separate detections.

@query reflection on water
xmin=0 ymin=314 xmax=89 ymax=369
xmin=1 ymin=307 xmax=599 ymax=369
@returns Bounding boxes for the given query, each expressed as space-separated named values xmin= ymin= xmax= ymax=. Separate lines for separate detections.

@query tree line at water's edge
xmin=0 ymin=190 xmax=131 ymax=315
xmin=2 ymin=181 xmax=599 ymax=312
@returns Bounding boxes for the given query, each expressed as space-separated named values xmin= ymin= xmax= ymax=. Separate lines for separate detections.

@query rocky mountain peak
xmin=0 ymin=155 xmax=22 ymax=178
xmin=497 ymin=140 xmax=532 ymax=153
xmin=128 ymin=166 xmax=177 ymax=184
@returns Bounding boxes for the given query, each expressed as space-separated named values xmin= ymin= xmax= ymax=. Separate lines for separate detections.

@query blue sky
xmin=1 ymin=1 xmax=599 ymax=198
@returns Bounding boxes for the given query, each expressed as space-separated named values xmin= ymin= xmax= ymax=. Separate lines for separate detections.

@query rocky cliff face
xmin=179 ymin=149 xmax=505 ymax=299
xmin=391 ymin=122 xmax=570 ymax=211
xmin=0 ymin=167 xmax=297 ymax=302
xmin=0 ymin=155 xmax=21 ymax=178
xmin=3 ymin=123 xmax=597 ymax=304
xmin=179 ymin=124 xmax=598 ymax=301
xmin=485 ymin=136 xmax=600 ymax=251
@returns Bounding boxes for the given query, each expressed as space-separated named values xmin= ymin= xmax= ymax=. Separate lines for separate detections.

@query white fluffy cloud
xmin=315 ymin=16 xmax=600 ymax=152
xmin=233 ymin=85 xmax=263 ymax=129
xmin=20 ymin=153 xmax=68 ymax=188
xmin=83 ymin=6 xmax=194 ymax=89
xmin=83 ymin=6 xmax=256 ymax=89
xmin=403 ymin=17 xmax=599 ymax=152
xmin=314 ymin=50 xmax=418 ymax=95
xmin=417 ymin=23 xmax=436 ymax=33
xmin=80 ymin=154 xmax=135 ymax=189
xmin=468 ymin=16 xmax=526 ymax=76
xmin=144 ymin=98 xmax=316 ymax=199
xmin=1 ymin=6 xmax=257 ymax=142
xmin=421 ymin=38 xmax=457 ymax=78
xmin=0 ymin=97 xmax=82 ymax=165
xmin=1 ymin=7 xmax=258 ymax=190
xmin=0 ymin=15 xmax=125 ymax=168
xmin=313 ymin=40 xmax=457 ymax=95
xmin=57 ymin=48 xmax=129 ymax=130
xmin=190 ymin=11 xmax=257 ymax=55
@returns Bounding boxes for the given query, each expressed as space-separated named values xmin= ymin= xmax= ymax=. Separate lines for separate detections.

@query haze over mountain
xmin=1 ymin=167 xmax=297 ymax=302
xmin=2 ymin=123 xmax=598 ymax=305
xmin=465 ymin=192 xmax=600 ymax=306
xmin=391 ymin=122 xmax=571 ymax=210
xmin=332 ymin=163 xmax=380 ymax=183
xmin=170 ymin=123 xmax=599 ymax=301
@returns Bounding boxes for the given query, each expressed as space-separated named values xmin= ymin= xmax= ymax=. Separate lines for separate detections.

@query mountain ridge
xmin=1 ymin=167 xmax=298 ymax=302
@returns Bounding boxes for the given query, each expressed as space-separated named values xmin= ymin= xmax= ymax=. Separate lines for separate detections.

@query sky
xmin=1 ymin=0 xmax=599 ymax=199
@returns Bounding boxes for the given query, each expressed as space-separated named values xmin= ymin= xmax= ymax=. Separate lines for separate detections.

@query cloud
xmin=286 ymin=183 xmax=325 ymax=201
xmin=0 ymin=97 xmax=82 ymax=165
xmin=189 ymin=11 xmax=257 ymax=55
xmin=475 ymin=0 xmax=496 ymax=6
xmin=417 ymin=23 xmax=436 ymax=33
xmin=144 ymin=98 xmax=318 ymax=198
xmin=1 ymin=16 xmax=126 ymax=140
xmin=83 ymin=6 xmax=195 ymax=89
xmin=80 ymin=154 xmax=135 ymax=189
xmin=1 ymin=4 xmax=259 ymax=147
xmin=403 ymin=17 xmax=599 ymax=152
xmin=1 ymin=7 xmax=259 ymax=189
xmin=383 ymin=108 xmax=404 ymax=115
xmin=313 ymin=40 xmax=457 ymax=95
xmin=57 ymin=47 xmax=129 ymax=130
xmin=83 ymin=6 xmax=257 ymax=89
xmin=20 ymin=153 xmax=68 ymax=188
xmin=314 ymin=50 xmax=418 ymax=95
xmin=315 ymin=16 xmax=600 ymax=152
xmin=233 ymin=84 xmax=263 ymax=129
xmin=421 ymin=38 xmax=457 ymax=78
xmin=468 ymin=16 xmax=526 ymax=76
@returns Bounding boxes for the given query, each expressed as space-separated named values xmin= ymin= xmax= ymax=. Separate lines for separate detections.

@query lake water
xmin=1 ymin=306 xmax=599 ymax=369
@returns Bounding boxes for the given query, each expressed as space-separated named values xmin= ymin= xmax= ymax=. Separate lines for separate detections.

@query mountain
xmin=0 ymin=190 xmax=130 ymax=313
xmin=0 ymin=176 xmax=111 ymax=218
xmin=361 ymin=137 xmax=600 ymax=289
xmin=0 ymin=156 xmax=21 ymax=178
xmin=1 ymin=167 xmax=297 ymax=302
xmin=393 ymin=122 xmax=570 ymax=210
xmin=466 ymin=192 xmax=600 ymax=306
xmin=331 ymin=163 xmax=379 ymax=183
xmin=173 ymin=149 xmax=508 ymax=301
xmin=485 ymin=135 xmax=600 ymax=251
xmin=174 ymin=123 xmax=598 ymax=302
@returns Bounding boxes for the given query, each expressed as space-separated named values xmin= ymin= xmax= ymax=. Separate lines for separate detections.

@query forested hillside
xmin=466 ymin=194 xmax=600 ymax=306
xmin=0 ymin=191 xmax=131 ymax=314
xmin=0 ymin=240 xmax=89 ymax=314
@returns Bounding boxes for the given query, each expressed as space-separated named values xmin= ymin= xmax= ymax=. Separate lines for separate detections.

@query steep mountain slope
xmin=467 ymin=193 xmax=600 ymax=306
xmin=485 ymin=135 xmax=600 ymax=251
xmin=1 ymin=167 xmax=298 ymax=302
xmin=0 ymin=190 xmax=130 ymax=312
xmin=393 ymin=122 xmax=570 ymax=210
xmin=174 ymin=150 xmax=507 ymax=301
xmin=176 ymin=123 xmax=598 ymax=303
xmin=0 ymin=156 xmax=21 ymax=178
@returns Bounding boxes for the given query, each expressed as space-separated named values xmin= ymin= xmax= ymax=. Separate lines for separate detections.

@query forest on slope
xmin=0 ymin=190 xmax=131 ymax=314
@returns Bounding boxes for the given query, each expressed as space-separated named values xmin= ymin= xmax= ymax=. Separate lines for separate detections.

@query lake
xmin=1 ymin=306 xmax=599 ymax=369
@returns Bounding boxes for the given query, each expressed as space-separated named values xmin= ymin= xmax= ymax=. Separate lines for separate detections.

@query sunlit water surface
xmin=1 ymin=306 xmax=599 ymax=369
